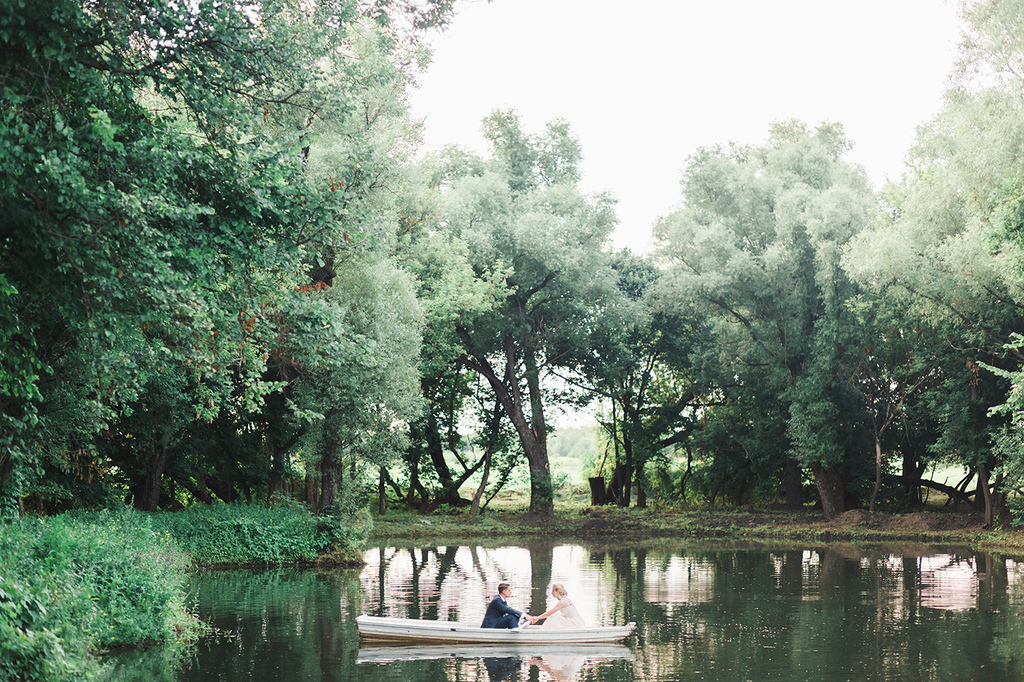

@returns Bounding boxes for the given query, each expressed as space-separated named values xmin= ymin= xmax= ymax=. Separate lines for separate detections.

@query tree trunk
xmin=812 ymin=463 xmax=846 ymax=521
xmin=901 ymin=441 xmax=925 ymax=508
xmin=269 ymin=442 xmax=288 ymax=498
xmin=458 ymin=340 xmax=553 ymax=516
xmin=140 ymin=444 xmax=168 ymax=511
xmin=522 ymin=346 xmax=553 ymax=515
xmin=184 ymin=471 xmax=214 ymax=507
xmin=606 ymin=463 xmax=630 ymax=506
xmin=588 ymin=477 xmax=606 ymax=506
xmin=189 ymin=469 xmax=214 ymax=505
xmin=621 ymin=437 xmax=633 ymax=508
xmin=470 ymin=400 xmax=502 ymax=518
xmin=869 ymin=436 xmax=883 ymax=512
xmin=679 ymin=444 xmax=694 ymax=503
xmin=416 ymin=411 xmax=464 ymax=506
xmin=635 ymin=461 xmax=647 ymax=509
xmin=139 ymin=419 xmax=173 ymax=512
xmin=978 ymin=463 xmax=994 ymax=527
xmin=525 ymin=448 xmax=553 ymax=516
xmin=378 ymin=467 xmax=387 ymax=516
xmin=784 ymin=458 xmax=802 ymax=508
xmin=992 ymin=471 xmax=1007 ymax=522
xmin=469 ymin=446 xmax=492 ymax=518
xmin=319 ymin=454 xmax=342 ymax=513
xmin=305 ymin=471 xmax=319 ymax=510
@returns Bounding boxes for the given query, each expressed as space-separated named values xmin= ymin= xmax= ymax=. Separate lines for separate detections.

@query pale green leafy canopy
xmin=654 ymin=121 xmax=875 ymax=516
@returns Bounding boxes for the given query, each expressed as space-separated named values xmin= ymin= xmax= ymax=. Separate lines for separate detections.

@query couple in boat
xmin=481 ymin=582 xmax=585 ymax=630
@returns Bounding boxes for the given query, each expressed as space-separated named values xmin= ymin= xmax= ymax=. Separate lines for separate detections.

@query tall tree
xmin=843 ymin=1 xmax=1024 ymax=524
xmin=415 ymin=112 xmax=617 ymax=516
xmin=654 ymin=121 xmax=876 ymax=519
xmin=394 ymin=162 xmax=508 ymax=510
xmin=0 ymin=0 xmax=452 ymax=512
xmin=296 ymin=253 xmax=424 ymax=514
xmin=561 ymin=250 xmax=705 ymax=507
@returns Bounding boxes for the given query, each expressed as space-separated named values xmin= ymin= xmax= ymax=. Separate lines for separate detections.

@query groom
xmin=481 ymin=582 xmax=532 ymax=629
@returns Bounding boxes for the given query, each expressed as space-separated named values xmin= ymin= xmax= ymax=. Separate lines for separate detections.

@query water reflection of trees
xmin=360 ymin=542 xmax=1024 ymax=680
xmin=361 ymin=544 xmax=541 ymax=623
xmin=115 ymin=543 xmax=1024 ymax=681
xmin=150 ymin=569 xmax=367 ymax=681
xmin=574 ymin=544 xmax=1024 ymax=681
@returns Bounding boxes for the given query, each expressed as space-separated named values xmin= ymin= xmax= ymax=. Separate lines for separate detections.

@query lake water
xmin=107 ymin=539 xmax=1024 ymax=681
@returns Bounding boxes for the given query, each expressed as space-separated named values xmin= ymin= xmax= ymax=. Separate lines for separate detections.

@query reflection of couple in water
xmin=484 ymin=654 xmax=586 ymax=682
xmin=481 ymin=582 xmax=585 ymax=629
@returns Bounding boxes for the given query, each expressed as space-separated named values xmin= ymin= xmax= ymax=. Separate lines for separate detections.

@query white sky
xmin=408 ymin=0 xmax=965 ymax=253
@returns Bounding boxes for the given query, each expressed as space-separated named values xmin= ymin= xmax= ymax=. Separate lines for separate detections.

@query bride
xmin=529 ymin=583 xmax=585 ymax=629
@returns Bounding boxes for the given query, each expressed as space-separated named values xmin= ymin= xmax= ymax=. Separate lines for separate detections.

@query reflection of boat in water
xmin=356 ymin=615 xmax=636 ymax=645
xmin=355 ymin=642 xmax=634 ymax=664
xmin=357 ymin=643 xmax=632 ymax=682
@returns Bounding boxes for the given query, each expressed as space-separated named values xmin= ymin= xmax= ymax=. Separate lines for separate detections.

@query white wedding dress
xmin=540 ymin=597 xmax=585 ymax=629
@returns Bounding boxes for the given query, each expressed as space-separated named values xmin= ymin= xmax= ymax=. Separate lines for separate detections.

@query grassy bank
xmin=147 ymin=502 xmax=370 ymax=567
xmin=369 ymin=501 xmax=1024 ymax=552
xmin=0 ymin=503 xmax=368 ymax=681
xmin=0 ymin=511 xmax=203 ymax=682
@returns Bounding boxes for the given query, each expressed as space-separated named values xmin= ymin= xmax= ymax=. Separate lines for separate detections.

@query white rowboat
xmin=355 ymin=615 xmax=636 ymax=644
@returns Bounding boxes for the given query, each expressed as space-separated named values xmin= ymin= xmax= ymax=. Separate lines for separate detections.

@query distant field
xmin=928 ymin=464 xmax=971 ymax=486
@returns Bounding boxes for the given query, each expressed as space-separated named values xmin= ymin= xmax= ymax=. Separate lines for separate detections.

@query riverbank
xmin=369 ymin=505 xmax=1024 ymax=551
xmin=0 ymin=511 xmax=205 ymax=682
xmin=147 ymin=502 xmax=370 ymax=567
xmin=0 ymin=504 xmax=369 ymax=681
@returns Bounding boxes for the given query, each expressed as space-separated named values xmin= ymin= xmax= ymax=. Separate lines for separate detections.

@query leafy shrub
xmin=0 ymin=510 xmax=202 ymax=681
xmin=148 ymin=502 xmax=369 ymax=566
xmin=0 ymin=576 xmax=92 ymax=682
xmin=0 ymin=503 xmax=366 ymax=681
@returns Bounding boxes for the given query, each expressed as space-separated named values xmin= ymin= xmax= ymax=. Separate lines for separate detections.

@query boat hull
xmin=356 ymin=642 xmax=634 ymax=664
xmin=355 ymin=615 xmax=636 ymax=644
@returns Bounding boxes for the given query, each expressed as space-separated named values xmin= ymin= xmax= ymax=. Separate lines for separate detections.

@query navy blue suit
xmin=481 ymin=594 xmax=523 ymax=629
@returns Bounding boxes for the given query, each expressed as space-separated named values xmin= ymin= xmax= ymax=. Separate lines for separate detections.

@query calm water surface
xmin=108 ymin=540 xmax=1024 ymax=681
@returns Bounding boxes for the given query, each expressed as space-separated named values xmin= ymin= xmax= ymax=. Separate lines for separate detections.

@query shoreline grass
xmin=0 ymin=503 xmax=370 ymax=681
xmin=367 ymin=501 xmax=1024 ymax=553
xmin=147 ymin=502 xmax=370 ymax=568
xmin=1 ymin=510 xmax=205 ymax=681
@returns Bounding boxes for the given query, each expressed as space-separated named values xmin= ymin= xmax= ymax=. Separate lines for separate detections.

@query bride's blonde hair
xmin=551 ymin=583 xmax=568 ymax=598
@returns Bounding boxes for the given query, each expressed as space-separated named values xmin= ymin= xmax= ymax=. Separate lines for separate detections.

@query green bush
xmin=0 ymin=510 xmax=202 ymax=682
xmin=0 ymin=503 xmax=367 ymax=681
xmin=148 ymin=502 xmax=369 ymax=566
xmin=0 ymin=576 xmax=90 ymax=682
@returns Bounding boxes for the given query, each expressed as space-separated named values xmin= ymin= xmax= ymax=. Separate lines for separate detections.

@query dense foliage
xmin=0 ymin=511 xmax=201 ymax=681
xmin=0 ymin=0 xmax=437 ymax=517
xmin=654 ymin=121 xmax=877 ymax=517
xmin=5 ymin=0 xmax=1024 ymax=533
xmin=10 ymin=0 xmax=1024 ymax=674
xmin=149 ymin=502 xmax=369 ymax=565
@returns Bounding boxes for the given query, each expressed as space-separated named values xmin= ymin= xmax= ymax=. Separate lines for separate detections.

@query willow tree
xmin=415 ymin=111 xmax=617 ymax=516
xmin=844 ymin=0 xmax=1024 ymax=524
xmin=556 ymin=250 xmax=705 ymax=508
xmin=654 ymin=121 xmax=876 ymax=519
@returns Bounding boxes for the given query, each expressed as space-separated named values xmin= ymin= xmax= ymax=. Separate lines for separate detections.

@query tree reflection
xmin=106 ymin=542 xmax=1024 ymax=681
